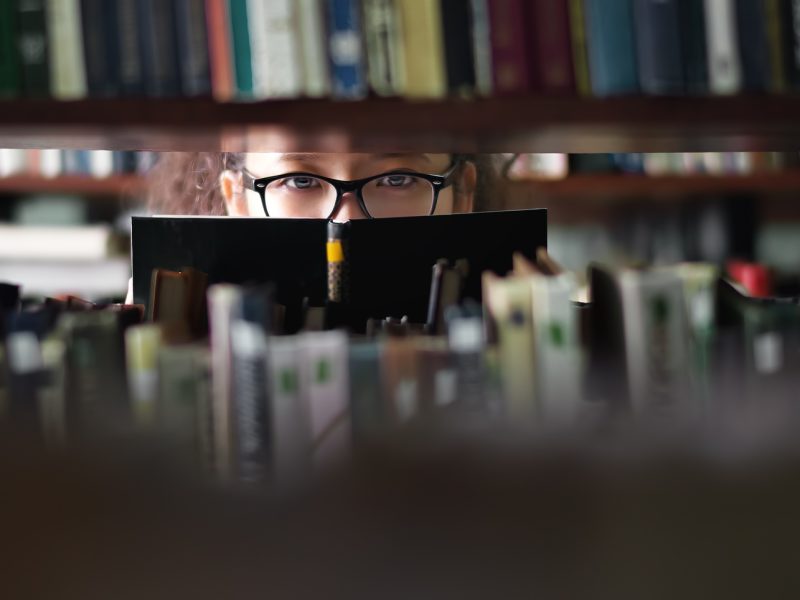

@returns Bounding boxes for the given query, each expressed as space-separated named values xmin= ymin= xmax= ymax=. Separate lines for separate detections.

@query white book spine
xmin=297 ymin=0 xmax=330 ymax=97
xmin=0 ymin=149 xmax=26 ymax=177
xmin=46 ymin=0 xmax=87 ymax=100
xmin=269 ymin=336 xmax=312 ymax=488
xmin=89 ymin=150 xmax=114 ymax=179
xmin=0 ymin=224 xmax=111 ymax=260
xmin=363 ymin=0 xmax=405 ymax=96
xmin=531 ymin=273 xmax=583 ymax=426
xmin=248 ymin=0 xmax=303 ymax=98
xmin=207 ymin=284 xmax=242 ymax=481
xmin=470 ymin=0 xmax=494 ymax=96
xmin=703 ymin=0 xmax=742 ymax=95
xmin=300 ymin=330 xmax=350 ymax=468
xmin=39 ymin=148 xmax=62 ymax=178
xmin=619 ymin=271 xmax=692 ymax=416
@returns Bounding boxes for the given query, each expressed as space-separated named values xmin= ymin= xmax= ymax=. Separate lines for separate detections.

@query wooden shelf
xmin=505 ymin=171 xmax=800 ymax=204
xmin=1 ymin=96 xmax=800 ymax=152
xmin=0 ymin=174 xmax=145 ymax=197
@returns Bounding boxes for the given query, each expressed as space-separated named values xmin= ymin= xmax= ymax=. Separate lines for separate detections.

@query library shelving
xmin=0 ymin=174 xmax=145 ymax=197
xmin=1 ymin=96 xmax=800 ymax=153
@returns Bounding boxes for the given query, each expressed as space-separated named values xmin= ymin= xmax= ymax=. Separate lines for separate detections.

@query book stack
xmin=0 ymin=148 xmax=154 ymax=179
xmin=1 ymin=0 xmax=799 ymax=102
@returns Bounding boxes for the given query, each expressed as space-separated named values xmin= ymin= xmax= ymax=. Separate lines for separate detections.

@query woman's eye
xmin=283 ymin=176 xmax=318 ymax=190
xmin=377 ymin=175 xmax=414 ymax=187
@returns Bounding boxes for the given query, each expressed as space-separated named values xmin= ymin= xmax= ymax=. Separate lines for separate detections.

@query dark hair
xmin=146 ymin=153 xmax=502 ymax=215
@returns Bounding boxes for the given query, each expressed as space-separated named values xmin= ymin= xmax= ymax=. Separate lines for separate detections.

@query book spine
xmin=174 ymin=0 xmax=212 ymax=96
xmin=206 ymin=0 xmax=235 ymax=101
xmin=440 ymin=0 xmax=476 ymax=96
xmin=363 ymin=0 xmax=404 ymax=97
xmin=0 ymin=1 xmax=19 ymax=97
xmin=16 ymin=0 xmax=50 ymax=96
xmin=678 ymin=0 xmax=709 ymax=94
xmin=469 ymin=0 xmax=494 ymax=96
xmin=734 ymin=0 xmax=772 ymax=91
xmin=46 ymin=0 xmax=87 ymax=99
xmin=487 ymin=0 xmax=532 ymax=94
xmin=765 ymin=0 xmax=787 ymax=92
xmin=397 ymin=0 xmax=447 ymax=98
xmin=529 ymin=0 xmax=575 ymax=94
xmin=568 ymin=0 xmax=592 ymax=96
xmin=584 ymin=0 xmax=640 ymax=96
xmin=633 ymin=0 xmax=685 ymax=95
xmin=116 ymin=0 xmax=145 ymax=96
xmin=79 ymin=0 xmax=116 ymax=97
xmin=703 ymin=0 xmax=742 ymax=94
xmin=297 ymin=0 xmax=331 ymax=97
xmin=325 ymin=0 xmax=367 ymax=98
xmin=248 ymin=0 xmax=303 ymax=98
xmin=137 ymin=0 xmax=182 ymax=97
xmin=227 ymin=0 xmax=253 ymax=98
xmin=348 ymin=342 xmax=384 ymax=440
xmin=268 ymin=336 xmax=312 ymax=489
xmin=780 ymin=0 xmax=800 ymax=89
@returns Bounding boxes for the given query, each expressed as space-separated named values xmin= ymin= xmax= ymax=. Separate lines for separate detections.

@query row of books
xmin=3 ymin=1 xmax=800 ymax=101
xmin=508 ymin=151 xmax=800 ymax=181
xmin=0 ymin=149 xmax=155 ymax=179
xmin=2 ymin=250 xmax=800 ymax=486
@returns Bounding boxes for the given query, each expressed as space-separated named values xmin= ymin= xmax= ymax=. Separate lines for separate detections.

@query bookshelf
xmin=0 ymin=174 xmax=145 ymax=197
xmin=2 ymin=96 xmax=800 ymax=153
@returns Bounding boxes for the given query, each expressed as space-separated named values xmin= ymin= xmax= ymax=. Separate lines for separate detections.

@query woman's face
xmin=220 ymin=153 xmax=476 ymax=221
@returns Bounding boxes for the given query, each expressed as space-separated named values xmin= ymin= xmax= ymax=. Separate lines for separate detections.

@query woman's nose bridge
xmin=332 ymin=190 xmax=368 ymax=220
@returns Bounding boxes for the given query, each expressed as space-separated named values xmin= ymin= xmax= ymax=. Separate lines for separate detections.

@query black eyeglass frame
xmin=241 ymin=160 xmax=463 ymax=219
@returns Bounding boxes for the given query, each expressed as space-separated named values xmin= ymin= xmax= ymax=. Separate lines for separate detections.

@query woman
xmin=146 ymin=152 xmax=500 ymax=218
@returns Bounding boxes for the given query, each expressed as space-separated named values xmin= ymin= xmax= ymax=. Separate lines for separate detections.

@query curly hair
xmin=146 ymin=152 xmax=504 ymax=215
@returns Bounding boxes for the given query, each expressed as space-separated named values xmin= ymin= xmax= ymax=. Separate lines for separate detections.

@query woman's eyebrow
xmin=277 ymin=153 xmax=326 ymax=164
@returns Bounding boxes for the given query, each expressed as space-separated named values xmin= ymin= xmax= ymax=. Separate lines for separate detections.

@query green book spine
xmin=228 ymin=0 xmax=253 ymax=97
xmin=0 ymin=2 xmax=19 ymax=96
xmin=568 ymin=0 xmax=592 ymax=96
xmin=16 ymin=0 xmax=49 ymax=96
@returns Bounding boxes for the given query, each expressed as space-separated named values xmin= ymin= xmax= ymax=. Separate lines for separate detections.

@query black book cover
xmin=633 ymin=0 xmax=685 ymax=95
xmin=440 ymin=0 xmax=476 ymax=95
xmin=735 ymin=0 xmax=772 ymax=91
xmin=136 ymin=0 xmax=182 ymax=97
xmin=81 ymin=0 xmax=120 ymax=97
xmin=132 ymin=210 xmax=547 ymax=332
xmin=173 ymin=0 xmax=211 ymax=96
xmin=15 ymin=0 xmax=49 ymax=96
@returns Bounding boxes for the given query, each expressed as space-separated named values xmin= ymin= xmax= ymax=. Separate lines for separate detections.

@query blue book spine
xmin=633 ymin=0 xmax=685 ymax=94
xmin=325 ymin=0 xmax=367 ymax=99
xmin=136 ymin=0 xmax=182 ymax=97
xmin=173 ymin=0 xmax=211 ymax=96
xmin=116 ymin=0 xmax=145 ymax=96
xmin=734 ymin=0 xmax=772 ymax=91
xmin=584 ymin=0 xmax=640 ymax=96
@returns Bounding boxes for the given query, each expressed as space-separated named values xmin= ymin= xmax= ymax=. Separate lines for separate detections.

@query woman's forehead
xmin=243 ymin=153 xmax=450 ymax=174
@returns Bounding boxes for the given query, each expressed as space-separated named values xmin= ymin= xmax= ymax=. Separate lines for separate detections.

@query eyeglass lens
xmin=262 ymin=174 xmax=436 ymax=218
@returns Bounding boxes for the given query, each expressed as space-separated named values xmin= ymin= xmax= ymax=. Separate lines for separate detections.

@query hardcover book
xmin=132 ymin=209 xmax=547 ymax=332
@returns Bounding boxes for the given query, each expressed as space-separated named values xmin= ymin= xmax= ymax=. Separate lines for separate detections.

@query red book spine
xmin=528 ymin=0 xmax=576 ymax=94
xmin=487 ymin=0 xmax=532 ymax=94
xmin=205 ymin=0 xmax=234 ymax=101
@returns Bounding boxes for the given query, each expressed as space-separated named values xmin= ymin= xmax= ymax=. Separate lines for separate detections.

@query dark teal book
xmin=0 ymin=2 xmax=19 ymax=97
xmin=174 ymin=0 xmax=211 ymax=96
xmin=15 ymin=0 xmax=49 ymax=96
xmin=735 ymin=0 xmax=772 ymax=91
xmin=137 ymin=0 xmax=182 ymax=97
xmin=116 ymin=0 xmax=145 ymax=95
xmin=584 ymin=0 xmax=639 ymax=96
xmin=678 ymin=0 xmax=708 ymax=94
xmin=228 ymin=0 xmax=253 ymax=97
xmin=81 ymin=0 xmax=120 ymax=97
xmin=633 ymin=0 xmax=684 ymax=95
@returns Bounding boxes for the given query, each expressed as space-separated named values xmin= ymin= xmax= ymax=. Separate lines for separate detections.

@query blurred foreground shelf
xmin=0 ymin=174 xmax=145 ymax=197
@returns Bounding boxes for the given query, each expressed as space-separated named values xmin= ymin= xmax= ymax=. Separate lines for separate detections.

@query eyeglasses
xmin=242 ymin=161 xmax=461 ymax=219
